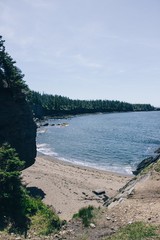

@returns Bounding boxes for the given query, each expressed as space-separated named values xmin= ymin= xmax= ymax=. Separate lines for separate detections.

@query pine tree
xmin=0 ymin=144 xmax=28 ymax=229
xmin=0 ymin=36 xmax=29 ymax=98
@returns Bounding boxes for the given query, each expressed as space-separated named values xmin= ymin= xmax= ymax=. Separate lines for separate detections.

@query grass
xmin=103 ymin=222 xmax=159 ymax=240
xmin=140 ymin=158 xmax=160 ymax=175
xmin=26 ymin=197 xmax=61 ymax=235
xmin=6 ymin=195 xmax=62 ymax=236
xmin=154 ymin=160 xmax=160 ymax=173
xmin=140 ymin=164 xmax=153 ymax=175
xmin=73 ymin=205 xmax=95 ymax=227
xmin=0 ymin=195 xmax=62 ymax=236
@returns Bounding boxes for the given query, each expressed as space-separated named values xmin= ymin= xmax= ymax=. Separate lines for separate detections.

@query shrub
xmin=0 ymin=144 xmax=61 ymax=235
xmin=73 ymin=205 xmax=94 ymax=227
xmin=26 ymin=197 xmax=61 ymax=235
xmin=0 ymin=143 xmax=27 ymax=230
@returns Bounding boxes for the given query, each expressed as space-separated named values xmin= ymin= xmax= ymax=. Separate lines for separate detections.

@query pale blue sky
xmin=0 ymin=0 xmax=160 ymax=106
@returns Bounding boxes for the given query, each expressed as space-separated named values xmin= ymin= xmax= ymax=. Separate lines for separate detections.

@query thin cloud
xmin=73 ymin=54 xmax=103 ymax=69
xmin=23 ymin=0 xmax=53 ymax=9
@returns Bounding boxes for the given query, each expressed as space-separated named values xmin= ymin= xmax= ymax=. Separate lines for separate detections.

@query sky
xmin=0 ymin=0 xmax=160 ymax=107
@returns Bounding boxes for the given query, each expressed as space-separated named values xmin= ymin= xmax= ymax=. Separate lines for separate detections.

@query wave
xmin=37 ymin=143 xmax=133 ymax=175
xmin=37 ymin=129 xmax=47 ymax=134
xmin=58 ymin=156 xmax=133 ymax=175
xmin=37 ymin=143 xmax=58 ymax=156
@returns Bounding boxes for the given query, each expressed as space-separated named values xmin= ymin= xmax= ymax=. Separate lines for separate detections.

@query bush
xmin=73 ymin=205 xmax=94 ymax=227
xmin=26 ymin=197 xmax=61 ymax=235
xmin=0 ymin=143 xmax=28 ymax=230
xmin=0 ymin=144 xmax=61 ymax=235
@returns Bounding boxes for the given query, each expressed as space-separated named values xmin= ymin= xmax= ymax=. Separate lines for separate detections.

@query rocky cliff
xmin=0 ymin=88 xmax=37 ymax=168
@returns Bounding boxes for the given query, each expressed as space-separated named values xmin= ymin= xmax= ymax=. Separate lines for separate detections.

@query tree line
xmin=0 ymin=33 xmax=154 ymax=118
xmin=28 ymin=91 xmax=155 ymax=118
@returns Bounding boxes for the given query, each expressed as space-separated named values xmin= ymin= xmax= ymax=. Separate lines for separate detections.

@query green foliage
xmin=133 ymin=104 xmax=155 ymax=112
xmin=140 ymin=159 xmax=160 ymax=175
xmin=23 ymin=196 xmax=61 ymax=235
xmin=73 ymin=205 xmax=95 ymax=227
xmin=0 ymin=36 xmax=29 ymax=98
xmin=0 ymin=143 xmax=24 ymax=171
xmin=30 ymin=198 xmax=61 ymax=235
xmin=28 ymin=90 xmax=155 ymax=118
xmin=139 ymin=164 xmax=153 ymax=175
xmin=154 ymin=160 xmax=160 ymax=172
xmin=103 ymin=222 xmax=158 ymax=240
xmin=0 ymin=144 xmax=61 ymax=235
xmin=0 ymin=144 xmax=27 ymax=230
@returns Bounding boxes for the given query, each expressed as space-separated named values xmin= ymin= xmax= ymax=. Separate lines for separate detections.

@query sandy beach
xmin=22 ymin=155 xmax=132 ymax=221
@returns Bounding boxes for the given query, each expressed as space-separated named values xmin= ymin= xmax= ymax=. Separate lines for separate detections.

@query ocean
xmin=37 ymin=111 xmax=160 ymax=175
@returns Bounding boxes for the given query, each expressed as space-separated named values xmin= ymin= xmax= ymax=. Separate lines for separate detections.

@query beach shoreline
xmin=37 ymin=151 xmax=133 ymax=176
xmin=22 ymin=154 xmax=132 ymax=221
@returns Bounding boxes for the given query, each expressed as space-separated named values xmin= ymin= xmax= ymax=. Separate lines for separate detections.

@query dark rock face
xmin=132 ymin=154 xmax=160 ymax=175
xmin=155 ymin=147 xmax=160 ymax=154
xmin=0 ymin=88 xmax=37 ymax=168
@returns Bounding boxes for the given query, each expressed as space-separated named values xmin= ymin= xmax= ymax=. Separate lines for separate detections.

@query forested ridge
xmin=28 ymin=91 xmax=155 ymax=118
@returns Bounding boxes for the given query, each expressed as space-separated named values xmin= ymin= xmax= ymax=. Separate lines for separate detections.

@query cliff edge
xmin=0 ymin=36 xmax=36 ymax=168
xmin=0 ymin=88 xmax=36 ymax=168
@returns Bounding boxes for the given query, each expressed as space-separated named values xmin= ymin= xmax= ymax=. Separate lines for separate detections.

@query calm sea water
xmin=37 ymin=111 xmax=160 ymax=175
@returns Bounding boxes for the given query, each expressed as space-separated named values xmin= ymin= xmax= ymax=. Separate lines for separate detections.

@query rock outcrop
xmin=103 ymin=174 xmax=148 ymax=208
xmin=0 ymin=88 xmax=37 ymax=168
xmin=132 ymin=154 xmax=160 ymax=175
xmin=155 ymin=147 xmax=160 ymax=154
xmin=104 ymin=154 xmax=160 ymax=208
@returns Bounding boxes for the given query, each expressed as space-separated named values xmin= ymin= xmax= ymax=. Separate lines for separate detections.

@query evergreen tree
xmin=0 ymin=36 xmax=29 ymax=98
xmin=28 ymin=90 xmax=154 ymax=118
xmin=0 ymin=144 xmax=28 ymax=230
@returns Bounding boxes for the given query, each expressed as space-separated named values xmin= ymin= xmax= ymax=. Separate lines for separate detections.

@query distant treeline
xmin=28 ymin=91 xmax=155 ymax=118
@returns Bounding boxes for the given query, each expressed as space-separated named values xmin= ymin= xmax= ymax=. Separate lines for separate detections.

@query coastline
xmin=22 ymin=154 xmax=132 ymax=221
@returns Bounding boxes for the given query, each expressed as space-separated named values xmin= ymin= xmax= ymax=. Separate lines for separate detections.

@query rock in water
xmin=0 ymin=88 xmax=37 ymax=168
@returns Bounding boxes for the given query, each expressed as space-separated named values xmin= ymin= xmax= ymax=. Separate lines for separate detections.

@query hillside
xmin=0 ymin=153 xmax=159 ymax=239
xmin=29 ymin=91 xmax=155 ymax=118
xmin=55 ymin=156 xmax=160 ymax=239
